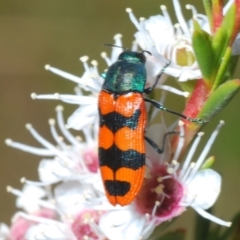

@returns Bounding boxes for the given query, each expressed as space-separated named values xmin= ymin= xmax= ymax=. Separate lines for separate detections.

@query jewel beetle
xmin=98 ymin=45 xmax=204 ymax=206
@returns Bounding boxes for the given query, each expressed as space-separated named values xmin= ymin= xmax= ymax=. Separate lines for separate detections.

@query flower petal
xmin=186 ymin=169 xmax=221 ymax=209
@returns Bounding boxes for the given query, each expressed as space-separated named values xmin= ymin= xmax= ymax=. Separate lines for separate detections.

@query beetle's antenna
xmin=142 ymin=50 xmax=152 ymax=56
xmin=103 ymin=44 xmax=128 ymax=51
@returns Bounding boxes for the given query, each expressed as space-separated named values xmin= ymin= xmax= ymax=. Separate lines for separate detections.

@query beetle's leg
xmin=144 ymin=61 xmax=171 ymax=95
xmin=144 ymin=98 xmax=206 ymax=124
xmin=145 ymin=131 xmax=179 ymax=154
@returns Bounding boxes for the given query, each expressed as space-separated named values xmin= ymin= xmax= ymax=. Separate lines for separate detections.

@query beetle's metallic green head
xmin=102 ymin=51 xmax=148 ymax=94
xmin=118 ymin=51 xmax=147 ymax=64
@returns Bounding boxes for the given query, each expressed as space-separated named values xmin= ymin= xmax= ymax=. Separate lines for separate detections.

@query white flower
xmin=6 ymin=185 xmax=47 ymax=213
xmin=126 ymin=0 xmax=240 ymax=82
xmin=4 ymin=108 xmax=114 ymax=240
xmin=90 ymin=120 xmax=230 ymax=240
xmin=6 ymin=106 xmax=100 ymax=187
xmin=4 ymin=117 xmax=231 ymax=240
xmin=126 ymin=0 xmax=202 ymax=82
xmin=2 ymin=1 xmax=236 ymax=239
xmin=25 ymin=222 xmax=75 ymax=240
xmin=99 ymin=205 xmax=154 ymax=240
xmin=132 ymin=120 xmax=231 ymax=227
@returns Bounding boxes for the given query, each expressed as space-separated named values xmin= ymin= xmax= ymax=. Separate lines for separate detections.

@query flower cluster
xmin=1 ymin=0 xmax=240 ymax=239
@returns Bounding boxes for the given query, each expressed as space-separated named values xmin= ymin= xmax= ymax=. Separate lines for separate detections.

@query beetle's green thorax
xmin=102 ymin=51 xmax=147 ymax=93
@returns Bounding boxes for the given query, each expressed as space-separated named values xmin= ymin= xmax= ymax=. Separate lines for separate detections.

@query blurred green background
xmin=0 ymin=0 xmax=240 ymax=239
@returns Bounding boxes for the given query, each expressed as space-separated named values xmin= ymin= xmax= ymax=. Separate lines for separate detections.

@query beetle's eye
xmin=135 ymin=53 xmax=146 ymax=63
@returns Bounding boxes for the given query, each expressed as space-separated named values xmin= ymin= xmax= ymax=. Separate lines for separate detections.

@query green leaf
xmin=223 ymin=55 xmax=240 ymax=82
xmin=220 ymin=4 xmax=236 ymax=44
xmin=212 ymin=5 xmax=236 ymax=70
xmin=200 ymin=156 xmax=215 ymax=170
xmin=192 ymin=20 xmax=215 ymax=83
xmin=212 ymin=47 xmax=232 ymax=90
xmin=203 ymin=0 xmax=212 ymax=30
xmin=198 ymin=80 xmax=240 ymax=121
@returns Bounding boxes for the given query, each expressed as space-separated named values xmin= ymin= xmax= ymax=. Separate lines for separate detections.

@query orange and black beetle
xmin=98 ymin=47 xmax=204 ymax=206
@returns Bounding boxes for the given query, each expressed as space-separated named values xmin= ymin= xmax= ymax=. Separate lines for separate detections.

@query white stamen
xmin=172 ymin=0 xmax=191 ymax=37
xmin=55 ymin=106 xmax=79 ymax=147
xmin=74 ymin=86 xmax=83 ymax=96
xmin=165 ymin=43 xmax=174 ymax=61
xmin=167 ymin=167 xmax=174 ymax=174
xmin=141 ymin=216 xmax=157 ymax=238
xmin=113 ymin=33 xmax=122 ymax=41
xmin=160 ymin=5 xmax=173 ymax=26
xmin=187 ymin=121 xmax=224 ymax=183
xmin=80 ymin=56 xmax=89 ymax=62
xmin=91 ymin=60 xmax=99 ymax=76
xmin=12 ymin=212 xmax=60 ymax=225
xmin=181 ymin=162 xmax=195 ymax=183
xmin=7 ymin=185 xmax=54 ymax=210
xmin=44 ymin=65 xmax=84 ymax=85
xmin=126 ymin=8 xmax=141 ymax=30
xmin=88 ymin=221 xmax=104 ymax=239
xmin=25 ymin=123 xmax=71 ymax=163
xmin=6 ymin=186 xmax=13 ymax=193
xmin=31 ymin=93 xmax=60 ymax=100
xmin=172 ymin=159 xmax=180 ymax=173
xmin=131 ymin=40 xmax=138 ymax=51
xmin=31 ymin=92 xmax=37 ymax=99
xmin=193 ymin=205 xmax=231 ymax=227
xmin=151 ymin=201 xmax=160 ymax=217
xmin=22 ymin=177 xmax=54 ymax=188
xmin=45 ymin=64 xmax=50 ymax=70
xmin=145 ymin=213 xmax=150 ymax=220
xmin=158 ymin=85 xmax=189 ymax=97
xmin=172 ymin=121 xmax=185 ymax=161
xmin=113 ymin=33 xmax=122 ymax=47
xmin=111 ymin=34 xmax=123 ymax=62
xmin=179 ymin=132 xmax=204 ymax=180
xmin=101 ymin=52 xmax=111 ymax=66
xmin=174 ymin=23 xmax=183 ymax=37
xmin=57 ymin=95 xmax=97 ymax=105
xmin=91 ymin=60 xmax=98 ymax=66
xmin=48 ymin=118 xmax=67 ymax=150
xmin=80 ymin=56 xmax=91 ymax=73
xmin=5 ymin=138 xmax=12 ymax=146
xmin=186 ymin=4 xmax=197 ymax=17
xmin=161 ymin=175 xmax=172 ymax=181
xmin=5 ymin=138 xmax=54 ymax=156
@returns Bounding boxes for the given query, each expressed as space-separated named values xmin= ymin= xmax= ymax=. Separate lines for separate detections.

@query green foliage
xmin=192 ymin=20 xmax=215 ymax=83
xmin=200 ymin=156 xmax=215 ymax=169
xmin=212 ymin=47 xmax=232 ymax=90
xmin=198 ymin=80 xmax=240 ymax=121
xmin=192 ymin=3 xmax=237 ymax=91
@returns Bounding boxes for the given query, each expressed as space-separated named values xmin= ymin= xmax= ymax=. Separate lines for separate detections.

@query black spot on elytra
xmin=105 ymin=180 xmax=130 ymax=196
